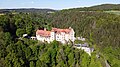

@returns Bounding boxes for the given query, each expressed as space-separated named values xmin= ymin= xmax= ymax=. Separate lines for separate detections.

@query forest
xmin=67 ymin=4 xmax=120 ymax=11
xmin=0 ymin=8 xmax=56 ymax=14
xmin=0 ymin=4 xmax=120 ymax=67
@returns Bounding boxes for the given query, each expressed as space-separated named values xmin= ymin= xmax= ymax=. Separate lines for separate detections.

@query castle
xmin=36 ymin=27 xmax=75 ymax=43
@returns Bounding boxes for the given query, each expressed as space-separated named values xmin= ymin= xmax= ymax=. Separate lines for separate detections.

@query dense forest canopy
xmin=0 ymin=4 xmax=120 ymax=67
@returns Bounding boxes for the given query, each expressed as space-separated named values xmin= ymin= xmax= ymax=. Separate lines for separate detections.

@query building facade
xmin=36 ymin=27 xmax=75 ymax=43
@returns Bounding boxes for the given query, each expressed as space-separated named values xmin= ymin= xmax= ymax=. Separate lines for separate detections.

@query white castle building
xmin=36 ymin=27 xmax=75 ymax=43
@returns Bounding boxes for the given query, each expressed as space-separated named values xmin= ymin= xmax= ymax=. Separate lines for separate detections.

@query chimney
xmin=44 ymin=28 xmax=46 ymax=31
xmin=69 ymin=27 xmax=72 ymax=29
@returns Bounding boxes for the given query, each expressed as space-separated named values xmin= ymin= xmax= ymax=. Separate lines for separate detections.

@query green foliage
xmin=66 ymin=4 xmax=120 ymax=11
xmin=74 ymin=39 xmax=85 ymax=44
xmin=16 ymin=28 xmax=26 ymax=37
xmin=0 ymin=7 xmax=120 ymax=67
xmin=89 ymin=52 xmax=102 ymax=67
xmin=80 ymin=52 xmax=90 ymax=67
xmin=30 ymin=61 xmax=35 ymax=67
xmin=68 ymin=52 xmax=74 ymax=66
xmin=102 ymin=47 xmax=120 ymax=67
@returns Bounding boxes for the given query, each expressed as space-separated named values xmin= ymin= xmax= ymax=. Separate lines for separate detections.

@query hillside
xmin=0 ymin=8 xmax=56 ymax=13
xmin=1 ymin=4 xmax=120 ymax=14
xmin=67 ymin=4 xmax=120 ymax=11
xmin=50 ymin=10 xmax=120 ymax=67
xmin=0 ymin=4 xmax=120 ymax=67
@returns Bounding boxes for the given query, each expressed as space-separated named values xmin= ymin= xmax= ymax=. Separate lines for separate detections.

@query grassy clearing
xmin=105 ymin=11 xmax=120 ymax=15
xmin=0 ymin=13 xmax=5 ymax=16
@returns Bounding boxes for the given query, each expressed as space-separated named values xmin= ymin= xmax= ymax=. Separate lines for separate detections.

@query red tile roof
xmin=36 ymin=28 xmax=71 ymax=36
xmin=36 ymin=30 xmax=50 ymax=37
xmin=51 ymin=28 xmax=71 ymax=33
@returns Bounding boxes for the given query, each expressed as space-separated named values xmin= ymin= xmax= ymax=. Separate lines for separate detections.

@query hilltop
xmin=64 ymin=4 xmax=120 ymax=11
xmin=1 ymin=4 xmax=120 ymax=14
xmin=0 ymin=8 xmax=56 ymax=13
